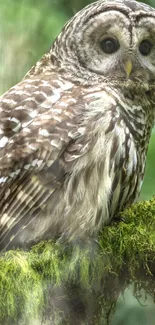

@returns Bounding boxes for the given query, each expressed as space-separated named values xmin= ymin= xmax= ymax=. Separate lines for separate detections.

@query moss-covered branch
xmin=1 ymin=198 xmax=155 ymax=325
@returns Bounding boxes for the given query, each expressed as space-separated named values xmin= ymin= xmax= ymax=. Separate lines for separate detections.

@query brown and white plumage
xmin=0 ymin=0 xmax=155 ymax=251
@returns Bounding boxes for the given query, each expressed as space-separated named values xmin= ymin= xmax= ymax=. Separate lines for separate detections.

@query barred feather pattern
xmin=0 ymin=0 xmax=155 ymax=250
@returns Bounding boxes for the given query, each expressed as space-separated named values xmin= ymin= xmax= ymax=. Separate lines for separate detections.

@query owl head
xmin=50 ymin=0 xmax=155 ymax=86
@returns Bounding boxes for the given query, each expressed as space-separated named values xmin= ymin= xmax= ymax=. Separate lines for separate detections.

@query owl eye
xmin=139 ymin=40 xmax=153 ymax=56
xmin=100 ymin=37 xmax=120 ymax=54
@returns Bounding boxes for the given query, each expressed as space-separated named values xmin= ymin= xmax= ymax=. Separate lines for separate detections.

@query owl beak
xmin=123 ymin=59 xmax=133 ymax=77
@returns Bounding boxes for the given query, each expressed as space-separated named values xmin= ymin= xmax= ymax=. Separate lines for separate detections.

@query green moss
xmin=0 ymin=251 xmax=43 ymax=324
xmin=1 ymin=198 xmax=155 ymax=324
xmin=101 ymin=197 xmax=155 ymax=275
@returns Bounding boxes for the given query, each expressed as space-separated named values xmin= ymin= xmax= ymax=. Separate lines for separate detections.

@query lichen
xmin=1 ymin=198 xmax=155 ymax=325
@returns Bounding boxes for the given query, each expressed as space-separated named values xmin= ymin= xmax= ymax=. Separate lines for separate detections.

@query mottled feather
xmin=0 ymin=0 xmax=155 ymax=251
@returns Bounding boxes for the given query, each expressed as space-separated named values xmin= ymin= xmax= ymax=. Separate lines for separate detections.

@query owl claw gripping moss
xmin=0 ymin=0 xmax=155 ymax=251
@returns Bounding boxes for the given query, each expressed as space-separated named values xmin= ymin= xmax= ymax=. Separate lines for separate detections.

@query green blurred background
xmin=0 ymin=0 xmax=155 ymax=324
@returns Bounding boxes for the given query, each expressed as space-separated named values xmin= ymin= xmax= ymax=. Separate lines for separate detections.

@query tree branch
xmin=1 ymin=198 xmax=155 ymax=325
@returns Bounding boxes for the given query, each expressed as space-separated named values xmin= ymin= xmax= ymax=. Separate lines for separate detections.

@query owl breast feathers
xmin=0 ymin=0 xmax=155 ymax=251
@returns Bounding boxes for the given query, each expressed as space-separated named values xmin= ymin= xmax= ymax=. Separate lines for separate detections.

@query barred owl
xmin=0 ymin=0 xmax=155 ymax=251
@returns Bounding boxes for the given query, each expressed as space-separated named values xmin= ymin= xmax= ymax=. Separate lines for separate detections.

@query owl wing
xmin=0 ymin=75 xmax=87 ymax=250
